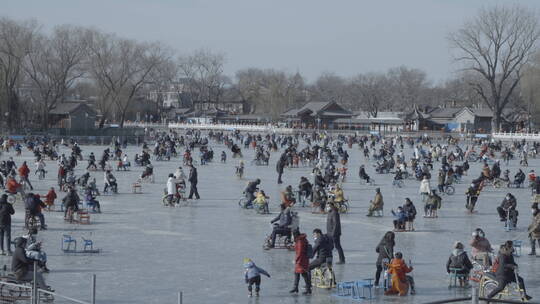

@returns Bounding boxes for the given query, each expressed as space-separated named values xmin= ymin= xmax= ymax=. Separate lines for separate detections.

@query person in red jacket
xmin=44 ymin=188 xmax=57 ymax=211
xmin=18 ymin=161 xmax=33 ymax=190
xmin=290 ymin=231 xmax=311 ymax=295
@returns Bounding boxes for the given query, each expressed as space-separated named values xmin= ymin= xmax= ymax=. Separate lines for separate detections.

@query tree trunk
xmin=42 ymin=107 xmax=49 ymax=129
xmin=492 ymin=109 xmax=502 ymax=133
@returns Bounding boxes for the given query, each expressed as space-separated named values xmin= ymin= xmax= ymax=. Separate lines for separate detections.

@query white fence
xmin=492 ymin=132 xmax=540 ymax=141
xmin=168 ymin=123 xmax=293 ymax=133
xmin=123 ymin=121 xmax=294 ymax=133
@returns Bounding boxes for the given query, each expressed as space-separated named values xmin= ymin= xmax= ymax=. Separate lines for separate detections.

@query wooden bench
xmin=132 ymin=182 xmax=142 ymax=194
xmin=78 ymin=210 xmax=91 ymax=224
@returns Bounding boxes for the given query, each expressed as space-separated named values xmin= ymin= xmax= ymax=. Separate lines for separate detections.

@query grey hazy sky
xmin=4 ymin=0 xmax=540 ymax=83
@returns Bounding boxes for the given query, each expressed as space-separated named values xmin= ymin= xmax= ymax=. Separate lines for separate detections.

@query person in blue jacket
xmin=244 ymin=258 xmax=270 ymax=297
xmin=391 ymin=206 xmax=407 ymax=230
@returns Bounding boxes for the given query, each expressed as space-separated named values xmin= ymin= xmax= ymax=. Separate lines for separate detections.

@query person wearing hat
xmin=11 ymin=237 xmax=51 ymax=290
xmin=243 ymin=258 xmax=270 ymax=297
xmin=446 ymin=241 xmax=473 ymax=287
xmin=469 ymin=228 xmax=492 ymax=266
xmin=367 ymin=188 xmax=384 ymax=216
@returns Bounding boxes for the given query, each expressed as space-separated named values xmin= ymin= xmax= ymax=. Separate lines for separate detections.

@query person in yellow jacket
xmin=331 ymin=185 xmax=345 ymax=203
xmin=253 ymin=190 xmax=269 ymax=214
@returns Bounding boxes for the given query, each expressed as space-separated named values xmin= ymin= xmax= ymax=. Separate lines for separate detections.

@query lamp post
xmin=316 ymin=117 xmax=321 ymax=131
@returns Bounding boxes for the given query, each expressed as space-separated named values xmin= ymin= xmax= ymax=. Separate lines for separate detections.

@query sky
xmin=4 ymin=0 xmax=540 ymax=83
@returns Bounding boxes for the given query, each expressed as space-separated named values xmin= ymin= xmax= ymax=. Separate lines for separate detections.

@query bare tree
xmin=0 ymin=17 xmax=38 ymax=129
xmin=309 ymin=72 xmax=348 ymax=104
xmin=23 ymin=25 xmax=88 ymax=128
xmin=87 ymin=30 xmax=168 ymax=127
xmin=386 ymin=66 xmax=429 ymax=109
xmin=350 ymin=73 xmax=390 ymax=117
xmin=235 ymin=68 xmax=306 ymax=116
xmin=521 ymin=51 xmax=540 ymax=129
xmin=235 ymin=68 xmax=265 ymax=112
xmin=144 ymin=56 xmax=177 ymax=118
xmin=177 ymin=49 xmax=226 ymax=105
xmin=449 ymin=5 xmax=540 ymax=131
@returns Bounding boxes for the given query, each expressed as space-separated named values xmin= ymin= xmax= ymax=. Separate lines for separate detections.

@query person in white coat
xmin=419 ymin=176 xmax=431 ymax=202
xmin=166 ymin=174 xmax=182 ymax=206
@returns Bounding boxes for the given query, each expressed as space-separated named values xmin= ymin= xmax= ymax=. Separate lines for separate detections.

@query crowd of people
xmin=0 ymin=130 xmax=538 ymax=301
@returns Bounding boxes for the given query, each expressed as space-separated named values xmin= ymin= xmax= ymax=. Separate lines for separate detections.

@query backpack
xmin=306 ymin=243 xmax=314 ymax=259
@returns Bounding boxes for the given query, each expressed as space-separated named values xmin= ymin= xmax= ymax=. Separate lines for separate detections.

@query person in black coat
xmin=0 ymin=194 xmax=14 ymax=255
xmin=188 ymin=164 xmax=200 ymax=199
xmin=276 ymin=154 xmax=286 ymax=184
xmin=63 ymin=188 xmax=80 ymax=218
xmin=308 ymin=229 xmax=333 ymax=271
xmin=487 ymin=242 xmax=532 ymax=300
xmin=446 ymin=242 xmax=473 ymax=280
xmin=374 ymin=231 xmax=395 ymax=286
xmin=11 ymin=237 xmax=49 ymax=290
xmin=326 ymin=203 xmax=345 ymax=264
xmin=402 ymin=198 xmax=417 ymax=223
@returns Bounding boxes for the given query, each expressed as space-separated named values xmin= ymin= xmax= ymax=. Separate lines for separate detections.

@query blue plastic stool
xmin=62 ymin=235 xmax=77 ymax=251
xmin=336 ymin=281 xmax=355 ymax=297
xmin=448 ymin=268 xmax=468 ymax=287
xmin=352 ymin=279 xmax=374 ymax=300
xmin=82 ymin=237 xmax=93 ymax=251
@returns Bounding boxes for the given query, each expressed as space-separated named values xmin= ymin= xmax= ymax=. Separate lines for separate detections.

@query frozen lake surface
xmin=1 ymin=138 xmax=539 ymax=304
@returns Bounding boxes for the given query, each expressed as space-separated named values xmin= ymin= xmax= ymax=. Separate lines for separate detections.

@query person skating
xmin=308 ymin=229 xmax=333 ymax=271
xmin=290 ymin=231 xmax=312 ymax=295
xmin=374 ymin=231 xmax=395 ymax=287
xmin=469 ymin=228 xmax=492 ymax=266
xmin=11 ymin=237 xmax=52 ymax=291
xmin=465 ymin=183 xmax=480 ymax=212
xmin=166 ymin=173 xmax=182 ymax=206
xmin=276 ymin=154 xmax=285 ymax=184
xmin=244 ymin=179 xmax=261 ymax=207
xmin=424 ymin=190 xmax=441 ymax=217
xmin=103 ymin=170 xmax=118 ymax=193
xmin=403 ymin=198 xmax=417 ymax=228
xmin=419 ymin=176 xmax=431 ymax=201
xmin=385 ymin=252 xmax=415 ymax=296
xmin=486 ymin=242 xmax=532 ymax=300
xmin=244 ymin=258 xmax=270 ymax=297
xmin=327 ymin=203 xmax=345 ymax=264
xmin=367 ymin=188 xmax=384 ymax=216
xmin=84 ymin=189 xmax=101 ymax=213
xmin=359 ymin=165 xmax=371 ymax=184
xmin=527 ymin=205 xmax=540 ymax=256
xmin=497 ymin=193 xmax=518 ymax=226
xmin=446 ymin=242 xmax=473 ymax=287
xmin=267 ymin=204 xmax=292 ymax=248
xmin=18 ymin=161 xmax=33 ymax=190
xmin=62 ymin=187 xmax=80 ymax=219
xmin=0 ymin=194 xmax=14 ymax=255
xmin=187 ymin=164 xmax=200 ymax=199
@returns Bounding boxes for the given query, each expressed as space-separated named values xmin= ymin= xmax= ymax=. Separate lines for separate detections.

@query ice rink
xmin=1 ymin=138 xmax=539 ymax=304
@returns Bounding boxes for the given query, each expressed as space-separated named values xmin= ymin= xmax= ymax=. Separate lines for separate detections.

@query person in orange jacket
xmin=6 ymin=176 xmax=23 ymax=195
xmin=44 ymin=188 xmax=57 ymax=211
xmin=385 ymin=252 xmax=415 ymax=296
xmin=18 ymin=161 xmax=33 ymax=190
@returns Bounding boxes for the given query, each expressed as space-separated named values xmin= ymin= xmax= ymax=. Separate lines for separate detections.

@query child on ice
xmin=243 ymin=258 xmax=270 ymax=297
